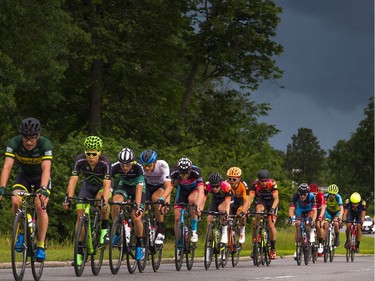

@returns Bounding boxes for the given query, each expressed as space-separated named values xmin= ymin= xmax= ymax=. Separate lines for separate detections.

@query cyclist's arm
xmin=66 ymin=175 xmax=79 ymax=198
xmin=288 ymin=206 xmax=295 ymax=217
xmin=135 ymin=182 xmax=144 ymax=208
xmin=224 ymin=195 xmax=231 ymax=215
xmin=40 ymin=159 xmax=52 ymax=188
xmin=195 ymin=183 xmax=205 ymax=210
xmin=271 ymin=189 xmax=279 ymax=210
xmin=102 ymin=178 xmax=111 ymax=204
xmin=0 ymin=157 xmax=14 ymax=187
xmin=342 ymin=208 xmax=348 ymax=222
xmin=360 ymin=210 xmax=366 ymax=225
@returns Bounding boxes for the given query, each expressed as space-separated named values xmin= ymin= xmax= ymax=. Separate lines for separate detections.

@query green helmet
xmin=327 ymin=184 xmax=339 ymax=194
xmin=84 ymin=136 xmax=103 ymax=150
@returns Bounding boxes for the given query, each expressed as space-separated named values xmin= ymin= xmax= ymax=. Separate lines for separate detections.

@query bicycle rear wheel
xmin=74 ymin=216 xmax=89 ymax=277
xmin=204 ymin=224 xmax=214 ymax=270
xmin=31 ymin=217 xmax=44 ymax=281
xmin=311 ymin=242 xmax=317 ymax=264
xmin=174 ymin=222 xmax=184 ymax=271
xmin=91 ymin=214 xmax=105 ymax=276
xmin=303 ymin=242 xmax=311 ymax=265
xmin=109 ymin=216 xmax=124 ymax=274
xmin=264 ymin=232 xmax=271 ymax=266
xmin=11 ymin=212 xmax=27 ymax=281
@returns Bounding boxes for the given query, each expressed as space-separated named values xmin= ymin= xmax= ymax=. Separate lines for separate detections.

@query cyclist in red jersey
xmin=309 ymin=183 xmax=326 ymax=257
xmin=249 ymin=169 xmax=279 ymax=259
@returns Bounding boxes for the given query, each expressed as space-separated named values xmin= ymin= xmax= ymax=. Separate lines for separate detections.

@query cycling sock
xmin=37 ymin=242 xmax=45 ymax=249
xmin=271 ymin=240 xmax=276 ymax=249
xmin=356 ymin=241 xmax=360 ymax=248
xmin=157 ymin=221 xmax=164 ymax=234
xmin=101 ymin=219 xmax=109 ymax=229
xmin=192 ymin=219 xmax=198 ymax=231
xmin=318 ymin=238 xmax=323 ymax=244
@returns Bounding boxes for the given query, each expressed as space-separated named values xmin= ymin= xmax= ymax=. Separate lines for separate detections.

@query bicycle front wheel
xmin=264 ymin=231 xmax=271 ymax=266
xmin=151 ymin=245 xmax=163 ymax=272
xmin=174 ymin=222 xmax=184 ymax=271
xmin=230 ymin=227 xmax=241 ymax=267
xmin=204 ymin=224 xmax=214 ymax=270
xmin=91 ymin=213 xmax=105 ymax=276
xmin=31 ymin=217 xmax=44 ymax=281
xmin=109 ymin=216 xmax=124 ymax=274
xmin=11 ymin=212 xmax=27 ymax=281
xmin=253 ymin=228 xmax=261 ymax=267
xmin=138 ymin=222 xmax=149 ymax=273
xmin=303 ymin=241 xmax=311 ymax=265
xmin=126 ymin=222 xmax=137 ymax=274
xmin=74 ymin=216 xmax=89 ymax=277
xmin=185 ymin=227 xmax=195 ymax=270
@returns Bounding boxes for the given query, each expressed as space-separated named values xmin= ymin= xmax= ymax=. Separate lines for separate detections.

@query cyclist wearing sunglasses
xmin=249 ymin=169 xmax=279 ymax=259
xmin=111 ymin=147 xmax=146 ymax=261
xmin=139 ymin=149 xmax=171 ymax=245
xmin=202 ymin=173 xmax=232 ymax=243
xmin=308 ymin=183 xmax=326 ymax=256
xmin=226 ymin=167 xmax=250 ymax=244
xmin=342 ymin=192 xmax=366 ymax=253
xmin=324 ymin=184 xmax=343 ymax=246
xmin=63 ymin=136 xmax=112 ymax=254
xmin=160 ymin=157 xmax=204 ymax=243
xmin=288 ymin=183 xmax=317 ymax=259
xmin=0 ymin=117 xmax=52 ymax=262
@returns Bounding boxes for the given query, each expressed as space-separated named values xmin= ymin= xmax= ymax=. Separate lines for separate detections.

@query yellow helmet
xmin=227 ymin=167 xmax=242 ymax=177
xmin=350 ymin=192 xmax=361 ymax=203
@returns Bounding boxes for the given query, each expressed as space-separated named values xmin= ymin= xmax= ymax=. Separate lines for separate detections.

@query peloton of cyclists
xmin=138 ymin=149 xmax=172 ymax=245
xmin=249 ymin=169 xmax=279 ymax=259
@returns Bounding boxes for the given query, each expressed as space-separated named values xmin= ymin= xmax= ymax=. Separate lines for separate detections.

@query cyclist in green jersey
xmin=0 ymin=117 xmax=52 ymax=261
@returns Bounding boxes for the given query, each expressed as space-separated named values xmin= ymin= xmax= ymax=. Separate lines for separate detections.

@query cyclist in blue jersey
xmin=159 ymin=157 xmax=204 ymax=243
xmin=0 ymin=117 xmax=52 ymax=261
xmin=342 ymin=192 xmax=366 ymax=253
xmin=287 ymin=183 xmax=317 ymax=259
xmin=324 ymin=184 xmax=343 ymax=246
xmin=111 ymin=147 xmax=146 ymax=261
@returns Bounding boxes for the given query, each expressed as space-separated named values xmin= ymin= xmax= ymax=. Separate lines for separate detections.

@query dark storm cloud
xmin=253 ymin=0 xmax=373 ymax=151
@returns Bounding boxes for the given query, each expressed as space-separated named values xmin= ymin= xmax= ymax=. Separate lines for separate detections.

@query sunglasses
xmin=22 ymin=135 xmax=38 ymax=142
xmin=299 ymin=193 xmax=308 ymax=196
xmin=143 ymin=163 xmax=154 ymax=168
xmin=228 ymin=177 xmax=239 ymax=182
xmin=211 ymin=184 xmax=220 ymax=189
xmin=85 ymin=152 xmax=99 ymax=157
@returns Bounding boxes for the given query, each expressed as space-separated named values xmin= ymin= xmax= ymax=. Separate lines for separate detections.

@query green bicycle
xmin=65 ymin=195 xmax=107 ymax=277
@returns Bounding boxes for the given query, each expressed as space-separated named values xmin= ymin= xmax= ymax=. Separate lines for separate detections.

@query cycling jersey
xmin=204 ymin=181 xmax=232 ymax=202
xmin=324 ymin=193 xmax=343 ymax=213
xmin=290 ymin=192 xmax=317 ymax=218
xmin=250 ymin=179 xmax=278 ymax=212
xmin=143 ymin=160 xmax=171 ymax=188
xmin=170 ymin=165 xmax=204 ymax=203
xmin=228 ymin=180 xmax=249 ymax=213
xmin=344 ymin=199 xmax=366 ymax=222
xmin=112 ymin=161 xmax=146 ymax=194
xmin=5 ymin=135 xmax=53 ymax=177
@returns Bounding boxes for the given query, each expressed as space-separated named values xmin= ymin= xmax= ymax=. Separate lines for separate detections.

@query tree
xmin=283 ymin=128 xmax=326 ymax=185
xmin=328 ymin=97 xmax=374 ymax=206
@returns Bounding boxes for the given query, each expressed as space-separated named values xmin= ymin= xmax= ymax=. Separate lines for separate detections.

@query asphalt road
xmin=0 ymin=255 xmax=374 ymax=281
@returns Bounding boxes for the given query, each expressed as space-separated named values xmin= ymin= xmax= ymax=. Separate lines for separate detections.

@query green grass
xmin=1 ymin=228 xmax=373 ymax=263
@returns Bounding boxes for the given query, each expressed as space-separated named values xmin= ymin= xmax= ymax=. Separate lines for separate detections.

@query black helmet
xmin=19 ymin=117 xmax=41 ymax=136
xmin=257 ymin=169 xmax=270 ymax=180
xmin=298 ymin=183 xmax=309 ymax=195
xmin=177 ymin=157 xmax=192 ymax=174
xmin=208 ymin=173 xmax=223 ymax=185
xmin=117 ymin=148 xmax=135 ymax=164
xmin=139 ymin=150 xmax=158 ymax=165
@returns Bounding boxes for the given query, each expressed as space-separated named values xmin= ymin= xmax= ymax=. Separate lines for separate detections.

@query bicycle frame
xmin=295 ymin=218 xmax=312 ymax=266
xmin=345 ymin=220 xmax=357 ymax=262
xmin=249 ymin=212 xmax=272 ymax=267
xmin=323 ymin=219 xmax=336 ymax=263
xmin=227 ymin=214 xmax=241 ymax=267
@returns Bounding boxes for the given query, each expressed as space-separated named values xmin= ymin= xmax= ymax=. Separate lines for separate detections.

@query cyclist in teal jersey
xmin=0 ymin=118 xmax=52 ymax=261
xmin=324 ymin=184 xmax=343 ymax=246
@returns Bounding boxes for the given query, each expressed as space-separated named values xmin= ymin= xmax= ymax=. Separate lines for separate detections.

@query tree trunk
xmin=89 ymin=59 xmax=103 ymax=134
xmin=179 ymin=61 xmax=199 ymax=119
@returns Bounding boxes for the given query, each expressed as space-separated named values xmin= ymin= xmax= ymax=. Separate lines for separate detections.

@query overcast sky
xmin=252 ymin=0 xmax=374 ymax=152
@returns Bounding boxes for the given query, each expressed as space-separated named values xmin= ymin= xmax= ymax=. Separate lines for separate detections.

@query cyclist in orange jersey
xmin=226 ymin=167 xmax=250 ymax=243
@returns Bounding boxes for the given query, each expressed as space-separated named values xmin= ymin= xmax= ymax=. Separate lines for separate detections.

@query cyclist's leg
xmin=11 ymin=183 xmax=28 ymax=251
xmin=266 ymin=204 xmax=278 ymax=259
xmin=96 ymin=188 xmax=112 ymax=244
xmin=150 ymin=186 xmax=166 ymax=244
xmin=188 ymin=189 xmax=199 ymax=242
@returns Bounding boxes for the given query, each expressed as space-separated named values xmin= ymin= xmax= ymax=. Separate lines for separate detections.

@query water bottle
xmin=27 ymin=214 xmax=35 ymax=238
xmin=124 ymin=219 xmax=131 ymax=244
xmin=150 ymin=226 xmax=156 ymax=246
xmin=184 ymin=226 xmax=188 ymax=243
